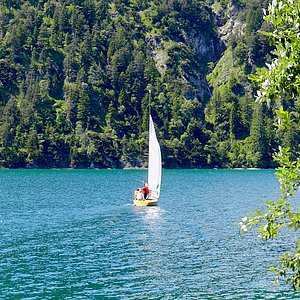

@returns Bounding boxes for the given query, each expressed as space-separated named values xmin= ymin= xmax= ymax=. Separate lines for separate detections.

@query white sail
xmin=147 ymin=115 xmax=162 ymax=199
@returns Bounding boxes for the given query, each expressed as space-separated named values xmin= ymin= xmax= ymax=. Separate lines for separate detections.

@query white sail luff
xmin=147 ymin=115 xmax=162 ymax=198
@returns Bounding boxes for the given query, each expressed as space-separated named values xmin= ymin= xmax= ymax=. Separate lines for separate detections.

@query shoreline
xmin=0 ymin=166 xmax=274 ymax=171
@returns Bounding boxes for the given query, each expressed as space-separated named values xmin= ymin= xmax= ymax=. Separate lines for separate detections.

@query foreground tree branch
xmin=240 ymin=0 xmax=300 ymax=290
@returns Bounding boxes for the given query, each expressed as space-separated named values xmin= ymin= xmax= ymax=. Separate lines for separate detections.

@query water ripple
xmin=0 ymin=169 xmax=299 ymax=298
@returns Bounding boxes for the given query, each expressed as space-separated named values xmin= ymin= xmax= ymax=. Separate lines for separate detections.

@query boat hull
xmin=133 ymin=198 xmax=158 ymax=206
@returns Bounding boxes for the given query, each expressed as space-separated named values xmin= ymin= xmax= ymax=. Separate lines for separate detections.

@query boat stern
xmin=133 ymin=198 xmax=158 ymax=206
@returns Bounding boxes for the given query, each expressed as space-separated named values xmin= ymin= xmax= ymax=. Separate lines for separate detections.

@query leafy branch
xmin=240 ymin=0 xmax=300 ymax=290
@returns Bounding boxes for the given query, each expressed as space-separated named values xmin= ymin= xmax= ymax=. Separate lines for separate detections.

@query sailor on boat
xmin=134 ymin=181 xmax=149 ymax=201
xmin=141 ymin=181 xmax=149 ymax=199
xmin=134 ymin=188 xmax=144 ymax=200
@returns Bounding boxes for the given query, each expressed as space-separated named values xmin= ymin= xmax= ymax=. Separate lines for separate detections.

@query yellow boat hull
xmin=133 ymin=197 xmax=158 ymax=206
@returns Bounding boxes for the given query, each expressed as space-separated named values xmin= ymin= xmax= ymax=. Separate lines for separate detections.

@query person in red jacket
xmin=141 ymin=181 xmax=149 ymax=199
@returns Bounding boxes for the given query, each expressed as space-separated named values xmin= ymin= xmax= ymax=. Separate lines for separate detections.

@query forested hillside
xmin=0 ymin=0 xmax=298 ymax=169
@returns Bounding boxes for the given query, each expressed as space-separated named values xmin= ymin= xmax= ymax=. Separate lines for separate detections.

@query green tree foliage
xmin=0 ymin=0 xmax=287 ymax=169
xmin=240 ymin=0 xmax=300 ymax=290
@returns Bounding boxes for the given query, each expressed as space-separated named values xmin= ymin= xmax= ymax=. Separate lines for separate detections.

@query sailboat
xmin=133 ymin=114 xmax=162 ymax=206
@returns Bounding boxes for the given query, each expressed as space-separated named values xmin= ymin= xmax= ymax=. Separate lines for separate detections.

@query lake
xmin=0 ymin=169 xmax=299 ymax=299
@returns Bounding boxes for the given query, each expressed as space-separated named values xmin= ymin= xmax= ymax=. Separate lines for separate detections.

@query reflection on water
xmin=132 ymin=206 xmax=165 ymax=225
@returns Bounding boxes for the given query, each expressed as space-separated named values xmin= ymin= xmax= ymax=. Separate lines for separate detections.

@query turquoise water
xmin=0 ymin=169 xmax=299 ymax=299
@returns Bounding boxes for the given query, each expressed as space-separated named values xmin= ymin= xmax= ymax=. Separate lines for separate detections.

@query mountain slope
xmin=0 ymin=0 xmax=292 ymax=169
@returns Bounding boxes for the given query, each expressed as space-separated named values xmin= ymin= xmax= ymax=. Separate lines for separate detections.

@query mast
xmin=148 ymin=89 xmax=151 ymax=185
xmin=148 ymin=89 xmax=151 ymax=117
xmin=148 ymin=89 xmax=151 ymax=169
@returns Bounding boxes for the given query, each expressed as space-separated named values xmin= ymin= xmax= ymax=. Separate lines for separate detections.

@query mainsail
xmin=147 ymin=115 xmax=162 ymax=199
